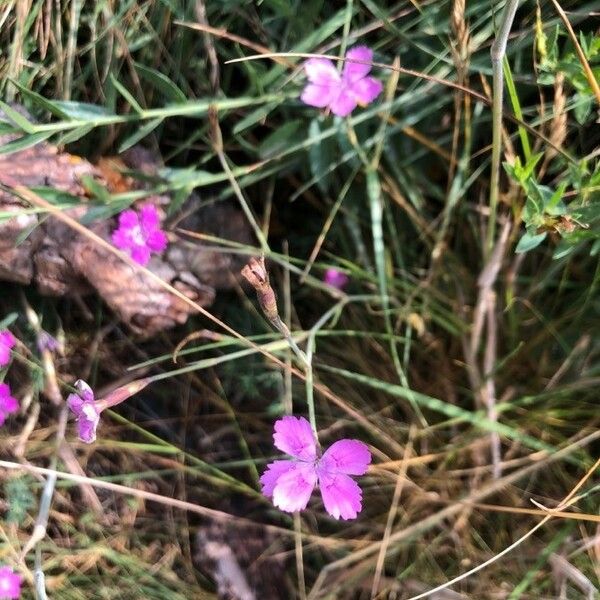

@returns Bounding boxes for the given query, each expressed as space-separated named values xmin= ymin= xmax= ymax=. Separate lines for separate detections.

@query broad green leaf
xmin=515 ymin=230 xmax=547 ymax=253
xmin=53 ymin=101 xmax=116 ymax=120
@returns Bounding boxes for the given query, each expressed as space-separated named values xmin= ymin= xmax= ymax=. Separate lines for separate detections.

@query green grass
xmin=1 ymin=0 xmax=599 ymax=599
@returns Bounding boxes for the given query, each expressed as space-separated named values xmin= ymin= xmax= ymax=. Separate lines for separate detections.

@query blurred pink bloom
xmin=323 ymin=268 xmax=349 ymax=290
xmin=37 ymin=331 xmax=60 ymax=354
xmin=300 ymin=46 xmax=383 ymax=117
xmin=67 ymin=380 xmax=100 ymax=444
xmin=0 ymin=331 xmax=16 ymax=367
xmin=260 ymin=416 xmax=371 ymax=520
xmin=0 ymin=384 xmax=19 ymax=427
xmin=111 ymin=204 xmax=168 ymax=266
xmin=0 ymin=566 xmax=21 ymax=599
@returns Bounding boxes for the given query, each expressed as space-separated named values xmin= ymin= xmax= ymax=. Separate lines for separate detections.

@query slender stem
xmin=486 ymin=0 xmax=520 ymax=257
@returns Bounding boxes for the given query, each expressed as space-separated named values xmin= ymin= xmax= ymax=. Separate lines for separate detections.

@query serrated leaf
xmin=118 ymin=117 xmax=163 ymax=153
xmin=515 ymin=230 xmax=547 ymax=253
xmin=135 ymin=63 xmax=187 ymax=103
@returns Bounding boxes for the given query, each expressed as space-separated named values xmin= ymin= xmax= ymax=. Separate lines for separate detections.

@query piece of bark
xmin=0 ymin=107 xmax=251 ymax=336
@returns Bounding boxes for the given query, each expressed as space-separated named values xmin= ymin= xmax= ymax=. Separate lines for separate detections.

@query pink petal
xmin=66 ymin=393 xmax=84 ymax=415
xmin=74 ymin=379 xmax=94 ymax=403
xmin=320 ymin=439 xmax=371 ymax=475
xmin=342 ymin=46 xmax=374 ymax=82
xmin=304 ymin=58 xmax=340 ymax=86
xmin=300 ymin=83 xmax=337 ymax=109
xmin=146 ymin=229 xmax=168 ymax=253
xmin=0 ymin=383 xmax=19 ymax=414
xmin=329 ymin=89 xmax=358 ymax=117
xmin=349 ymin=77 xmax=383 ymax=106
xmin=77 ymin=403 xmax=100 ymax=444
xmin=112 ymin=228 xmax=132 ymax=251
xmin=0 ymin=330 xmax=16 ymax=367
xmin=318 ymin=471 xmax=363 ymax=520
xmin=130 ymin=245 xmax=151 ymax=265
xmin=140 ymin=204 xmax=160 ymax=231
xmin=117 ymin=209 xmax=139 ymax=229
xmin=323 ymin=268 xmax=349 ymax=290
xmin=260 ymin=460 xmax=297 ymax=497
xmin=272 ymin=463 xmax=317 ymax=513
xmin=0 ymin=566 xmax=21 ymax=599
xmin=0 ymin=347 xmax=10 ymax=367
xmin=273 ymin=416 xmax=317 ymax=461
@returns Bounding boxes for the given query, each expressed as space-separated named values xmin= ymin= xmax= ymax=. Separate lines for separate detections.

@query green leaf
xmin=110 ymin=74 xmax=144 ymax=114
xmin=135 ymin=63 xmax=187 ymax=104
xmin=515 ymin=230 xmax=547 ymax=253
xmin=0 ymin=101 xmax=35 ymax=133
xmin=118 ymin=117 xmax=163 ymax=153
xmin=10 ymin=80 xmax=70 ymax=118
xmin=308 ymin=118 xmax=335 ymax=194
xmin=0 ymin=131 xmax=54 ymax=155
xmin=52 ymin=101 xmax=116 ymax=120
xmin=258 ymin=120 xmax=302 ymax=159
xmin=79 ymin=175 xmax=111 ymax=203
xmin=56 ymin=124 xmax=95 ymax=145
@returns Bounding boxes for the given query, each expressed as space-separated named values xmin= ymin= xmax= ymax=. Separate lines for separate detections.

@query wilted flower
xmin=0 ymin=384 xmax=19 ymax=427
xmin=37 ymin=330 xmax=61 ymax=354
xmin=0 ymin=565 xmax=21 ymax=599
xmin=67 ymin=378 xmax=151 ymax=444
xmin=0 ymin=331 xmax=16 ymax=367
xmin=111 ymin=204 xmax=168 ymax=266
xmin=66 ymin=380 xmax=100 ymax=444
xmin=323 ymin=268 xmax=349 ymax=290
xmin=300 ymin=46 xmax=383 ymax=117
xmin=260 ymin=416 xmax=371 ymax=520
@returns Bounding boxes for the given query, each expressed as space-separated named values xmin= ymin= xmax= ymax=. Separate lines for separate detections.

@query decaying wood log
xmin=0 ymin=108 xmax=252 ymax=336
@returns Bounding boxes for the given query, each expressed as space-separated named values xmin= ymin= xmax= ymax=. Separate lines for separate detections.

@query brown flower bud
xmin=241 ymin=256 xmax=279 ymax=323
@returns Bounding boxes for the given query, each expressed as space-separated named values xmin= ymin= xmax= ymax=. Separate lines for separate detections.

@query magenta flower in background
xmin=260 ymin=416 xmax=371 ymax=520
xmin=0 ymin=566 xmax=21 ymax=599
xmin=111 ymin=204 xmax=168 ymax=266
xmin=300 ymin=46 xmax=383 ymax=117
xmin=0 ymin=383 xmax=19 ymax=427
xmin=67 ymin=380 xmax=100 ymax=444
xmin=324 ymin=268 xmax=349 ymax=290
xmin=0 ymin=330 xmax=16 ymax=367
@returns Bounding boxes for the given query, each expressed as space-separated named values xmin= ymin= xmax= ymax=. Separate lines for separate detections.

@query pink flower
xmin=67 ymin=380 xmax=100 ymax=444
xmin=323 ymin=268 xmax=349 ymax=290
xmin=0 ymin=384 xmax=19 ymax=427
xmin=0 ymin=331 xmax=16 ymax=367
xmin=111 ymin=204 xmax=168 ymax=266
xmin=67 ymin=377 xmax=151 ymax=444
xmin=300 ymin=46 xmax=383 ymax=117
xmin=0 ymin=565 xmax=22 ymax=599
xmin=260 ymin=416 xmax=371 ymax=520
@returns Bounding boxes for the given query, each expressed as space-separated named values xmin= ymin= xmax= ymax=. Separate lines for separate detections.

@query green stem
xmin=486 ymin=0 xmax=520 ymax=257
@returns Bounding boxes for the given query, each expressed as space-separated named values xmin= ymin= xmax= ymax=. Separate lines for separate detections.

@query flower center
xmin=129 ymin=224 xmax=146 ymax=246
